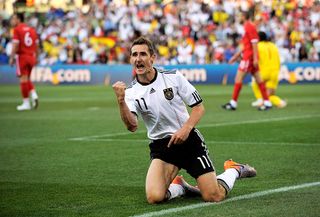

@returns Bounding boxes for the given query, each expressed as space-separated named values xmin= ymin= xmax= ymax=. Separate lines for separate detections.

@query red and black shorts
xmin=149 ymin=128 xmax=215 ymax=178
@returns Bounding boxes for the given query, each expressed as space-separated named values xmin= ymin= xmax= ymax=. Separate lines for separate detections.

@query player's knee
xmin=201 ymin=190 xmax=225 ymax=202
xmin=146 ymin=189 xmax=166 ymax=204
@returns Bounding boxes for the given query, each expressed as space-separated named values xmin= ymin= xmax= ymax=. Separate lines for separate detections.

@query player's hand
xmin=167 ymin=126 xmax=192 ymax=148
xmin=9 ymin=57 xmax=15 ymax=66
xmin=228 ymin=58 xmax=235 ymax=64
xmin=112 ymin=81 xmax=126 ymax=102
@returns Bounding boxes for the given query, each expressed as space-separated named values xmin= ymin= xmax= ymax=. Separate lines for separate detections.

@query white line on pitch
xmin=69 ymin=114 xmax=320 ymax=141
xmin=131 ymin=181 xmax=320 ymax=217
xmin=198 ymin=114 xmax=320 ymax=128
xmin=205 ymin=140 xmax=319 ymax=147
xmin=83 ymin=138 xmax=148 ymax=142
xmin=73 ymin=138 xmax=319 ymax=147
xmin=69 ymin=131 xmax=145 ymax=141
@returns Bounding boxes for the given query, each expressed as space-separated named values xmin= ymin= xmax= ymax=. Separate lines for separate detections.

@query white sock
xmin=264 ymin=100 xmax=272 ymax=107
xmin=167 ymin=183 xmax=185 ymax=200
xmin=230 ymin=99 xmax=237 ymax=108
xmin=30 ymin=90 xmax=38 ymax=99
xmin=23 ymin=98 xmax=30 ymax=105
xmin=217 ymin=168 xmax=239 ymax=193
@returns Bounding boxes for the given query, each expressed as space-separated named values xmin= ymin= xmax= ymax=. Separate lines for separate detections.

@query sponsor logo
xmin=150 ymin=87 xmax=156 ymax=94
xmin=279 ymin=65 xmax=320 ymax=84
xmin=179 ymin=68 xmax=207 ymax=82
xmin=30 ymin=67 xmax=91 ymax=85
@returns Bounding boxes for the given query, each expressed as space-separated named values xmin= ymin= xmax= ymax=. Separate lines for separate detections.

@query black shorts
xmin=149 ymin=128 xmax=215 ymax=178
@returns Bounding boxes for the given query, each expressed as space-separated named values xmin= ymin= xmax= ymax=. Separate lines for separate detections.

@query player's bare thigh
xmin=252 ymin=71 xmax=263 ymax=83
xmin=196 ymin=172 xmax=226 ymax=202
xmin=145 ymin=159 xmax=179 ymax=204
xmin=235 ymin=70 xmax=247 ymax=83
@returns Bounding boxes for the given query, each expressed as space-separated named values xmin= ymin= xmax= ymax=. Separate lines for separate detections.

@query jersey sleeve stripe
xmin=192 ymin=91 xmax=202 ymax=102
xmin=190 ymin=91 xmax=203 ymax=107
xmin=192 ymin=92 xmax=199 ymax=101
xmin=189 ymin=99 xmax=203 ymax=107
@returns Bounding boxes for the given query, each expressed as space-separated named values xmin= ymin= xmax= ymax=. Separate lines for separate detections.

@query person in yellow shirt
xmin=251 ymin=31 xmax=287 ymax=108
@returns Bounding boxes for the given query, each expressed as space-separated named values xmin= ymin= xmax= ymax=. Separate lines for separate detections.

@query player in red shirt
xmin=222 ymin=11 xmax=271 ymax=111
xmin=9 ymin=13 xmax=39 ymax=111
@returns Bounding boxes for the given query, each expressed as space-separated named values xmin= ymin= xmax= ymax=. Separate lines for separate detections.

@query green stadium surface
xmin=0 ymin=84 xmax=319 ymax=217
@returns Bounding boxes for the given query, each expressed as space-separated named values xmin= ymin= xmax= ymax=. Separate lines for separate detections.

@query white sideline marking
xmin=205 ymin=140 xmax=319 ymax=147
xmin=69 ymin=131 xmax=141 ymax=141
xmin=87 ymin=107 xmax=100 ymax=111
xmin=131 ymin=182 xmax=320 ymax=217
xmin=69 ymin=114 xmax=320 ymax=141
xmin=76 ymin=138 xmax=319 ymax=147
xmin=198 ymin=114 xmax=320 ymax=128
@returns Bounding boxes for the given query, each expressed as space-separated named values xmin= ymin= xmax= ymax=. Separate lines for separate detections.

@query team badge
xmin=163 ymin=88 xmax=174 ymax=100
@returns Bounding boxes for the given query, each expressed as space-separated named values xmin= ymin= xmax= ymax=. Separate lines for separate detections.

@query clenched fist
xmin=112 ymin=81 xmax=126 ymax=102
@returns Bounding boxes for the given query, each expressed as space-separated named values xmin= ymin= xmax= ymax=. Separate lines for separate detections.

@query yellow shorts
xmin=260 ymin=69 xmax=279 ymax=90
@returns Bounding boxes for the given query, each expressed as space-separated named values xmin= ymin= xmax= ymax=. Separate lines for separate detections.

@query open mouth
xmin=136 ymin=63 xmax=145 ymax=70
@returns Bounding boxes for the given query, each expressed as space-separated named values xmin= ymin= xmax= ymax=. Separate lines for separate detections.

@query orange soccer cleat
xmin=224 ymin=159 xmax=257 ymax=179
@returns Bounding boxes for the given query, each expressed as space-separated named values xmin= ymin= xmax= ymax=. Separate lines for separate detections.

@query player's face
xmin=10 ymin=15 xmax=18 ymax=27
xmin=130 ymin=44 xmax=155 ymax=75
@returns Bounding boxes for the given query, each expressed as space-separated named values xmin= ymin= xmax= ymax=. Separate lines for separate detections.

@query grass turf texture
xmin=0 ymin=84 xmax=319 ymax=217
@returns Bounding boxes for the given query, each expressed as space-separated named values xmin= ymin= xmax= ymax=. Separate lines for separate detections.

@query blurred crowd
xmin=0 ymin=0 xmax=320 ymax=65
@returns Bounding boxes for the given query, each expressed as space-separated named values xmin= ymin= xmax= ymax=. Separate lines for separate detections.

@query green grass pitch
xmin=0 ymin=83 xmax=319 ymax=217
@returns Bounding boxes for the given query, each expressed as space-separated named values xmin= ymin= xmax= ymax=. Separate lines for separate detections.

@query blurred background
xmin=0 ymin=0 xmax=319 ymax=66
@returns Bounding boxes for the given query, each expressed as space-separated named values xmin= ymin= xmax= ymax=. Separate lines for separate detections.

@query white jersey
xmin=125 ymin=67 xmax=203 ymax=140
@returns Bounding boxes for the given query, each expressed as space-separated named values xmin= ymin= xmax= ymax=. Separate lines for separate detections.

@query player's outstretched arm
xmin=228 ymin=50 xmax=242 ymax=64
xmin=112 ymin=81 xmax=138 ymax=132
xmin=168 ymin=103 xmax=205 ymax=147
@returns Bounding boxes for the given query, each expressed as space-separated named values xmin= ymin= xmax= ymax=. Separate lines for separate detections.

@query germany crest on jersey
xmin=163 ymin=87 xmax=174 ymax=100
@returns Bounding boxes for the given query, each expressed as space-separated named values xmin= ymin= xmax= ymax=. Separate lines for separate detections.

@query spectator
xmin=1 ymin=0 xmax=319 ymax=65
xmin=298 ymin=42 xmax=309 ymax=62
xmin=194 ymin=38 xmax=208 ymax=64
xmin=177 ymin=40 xmax=193 ymax=64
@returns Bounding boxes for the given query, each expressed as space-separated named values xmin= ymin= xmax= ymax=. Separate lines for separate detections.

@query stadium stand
xmin=0 ymin=0 xmax=319 ymax=65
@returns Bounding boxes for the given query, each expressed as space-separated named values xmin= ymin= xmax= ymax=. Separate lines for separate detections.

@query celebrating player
xmin=222 ymin=11 xmax=272 ymax=111
xmin=9 ymin=13 xmax=39 ymax=111
xmin=251 ymin=31 xmax=287 ymax=108
xmin=112 ymin=36 xmax=257 ymax=204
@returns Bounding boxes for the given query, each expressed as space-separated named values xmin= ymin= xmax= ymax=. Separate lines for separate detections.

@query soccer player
xmin=251 ymin=31 xmax=287 ymax=108
xmin=222 ymin=11 xmax=272 ymax=111
xmin=112 ymin=37 xmax=257 ymax=204
xmin=9 ymin=13 xmax=39 ymax=111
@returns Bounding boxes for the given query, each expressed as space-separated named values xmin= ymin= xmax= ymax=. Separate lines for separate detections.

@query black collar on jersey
xmin=136 ymin=67 xmax=158 ymax=86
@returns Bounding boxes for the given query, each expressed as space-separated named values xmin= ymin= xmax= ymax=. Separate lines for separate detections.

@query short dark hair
xmin=258 ymin=31 xmax=268 ymax=41
xmin=16 ymin=13 xmax=24 ymax=22
xmin=242 ymin=10 xmax=252 ymax=20
xmin=130 ymin=37 xmax=156 ymax=56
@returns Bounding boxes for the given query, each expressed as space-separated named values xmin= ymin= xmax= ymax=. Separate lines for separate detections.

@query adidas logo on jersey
xmin=150 ymin=88 xmax=156 ymax=94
